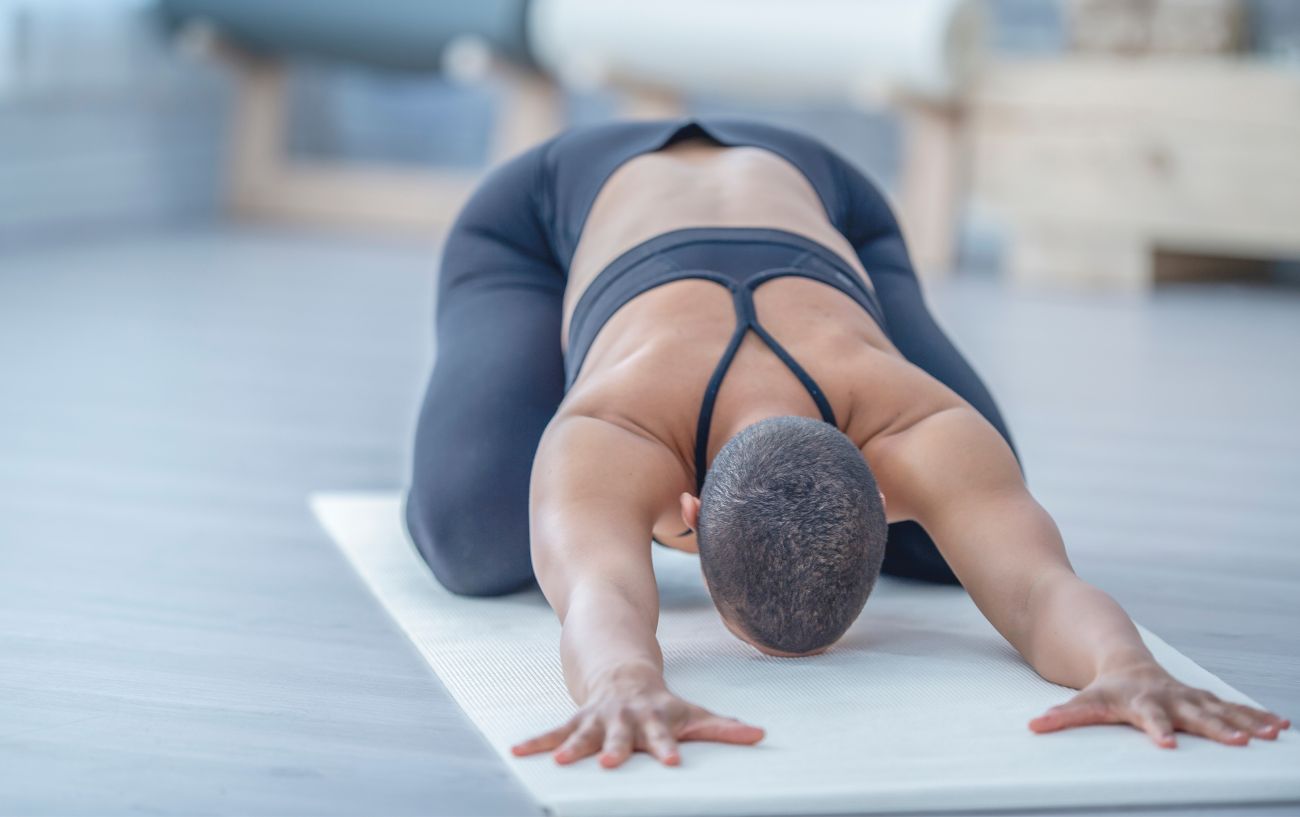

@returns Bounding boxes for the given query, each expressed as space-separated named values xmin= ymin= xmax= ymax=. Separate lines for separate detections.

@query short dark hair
xmin=696 ymin=415 xmax=888 ymax=655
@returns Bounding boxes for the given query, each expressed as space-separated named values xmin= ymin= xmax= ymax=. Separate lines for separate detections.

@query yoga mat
xmin=310 ymin=492 xmax=1300 ymax=817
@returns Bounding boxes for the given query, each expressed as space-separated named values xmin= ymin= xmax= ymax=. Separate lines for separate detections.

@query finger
xmin=599 ymin=715 xmax=636 ymax=769
xmin=638 ymin=717 xmax=681 ymax=766
xmin=554 ymin=721 xmax=605 ymax=765
xmin=678 ymin=714 xmax=766 ymax=745
xmin=1170 ymin=700 xmax=1249 ymax=746
xmin=1128 ymin=699 xmax=1176 ymax=749
xmin=512 ymin=721 xmax=576 ymax=756
xmin=1225 ymin=703 xmax=1288 ymax=739
xmin=1214 ymin=702 xmax=1275 ymax=739
xmin=1201 ymin=715 xmax=1251 ymax=746
xmin=1196 ymin=700 xmax=1253 ymax=745
xmin=1028 ymin=699 xmax=1116 ymax=734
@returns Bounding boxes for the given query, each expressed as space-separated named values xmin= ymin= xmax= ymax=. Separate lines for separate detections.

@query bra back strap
xmin=692 ymin=285 xmax=839 ymax=495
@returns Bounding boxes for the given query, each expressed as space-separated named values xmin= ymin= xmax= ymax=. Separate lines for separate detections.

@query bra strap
xmin=692 ymin=285 xmax=839 ymax=495
xmin=693 ymin=287 xmax=750 ymax=495
xmin=749 ymin=320 xmax=838 ymax=425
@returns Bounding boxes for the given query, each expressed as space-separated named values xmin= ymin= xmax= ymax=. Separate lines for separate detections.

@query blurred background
xmin=4 ymin=0 xmax=1300 ymax=275
xmin=2 ymin=1 xmax=1299 ymax=815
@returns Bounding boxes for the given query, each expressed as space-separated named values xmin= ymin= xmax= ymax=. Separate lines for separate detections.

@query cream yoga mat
xmin=310 ymin=493 xmax=1300 ymax=817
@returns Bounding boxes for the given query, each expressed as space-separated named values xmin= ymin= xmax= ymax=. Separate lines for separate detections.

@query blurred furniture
xmin=158 ymin=0 xmax=982 ymax=276
xmin=159 ymin=0 xmax=562 ymax=231
xmin=1064 ymin=0 xmax=1245 ymax=55
xmin=527 ymin=0 xmax=985 ymax=277
xmin=965 ymin=0 xmax=1300 ymax=291
xmin=968 ymin=57 xmax=1300 ymax=290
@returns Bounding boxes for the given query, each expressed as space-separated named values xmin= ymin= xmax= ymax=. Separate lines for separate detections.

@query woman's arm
xmin=871 ymin=406 xmax=1290 ymax=747
xmin=530 ymin=415 xmax=670 ymax=703
xmin=518 ymin=413 xmax=764 ymax=768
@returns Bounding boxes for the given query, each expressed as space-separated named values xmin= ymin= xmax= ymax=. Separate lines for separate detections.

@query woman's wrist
xmin=1094 ymin=644 xmax=1164 ymax=680
xmin=584 ymin=659 xmax=666 ymax=698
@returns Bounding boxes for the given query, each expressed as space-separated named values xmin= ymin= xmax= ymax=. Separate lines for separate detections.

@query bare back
xmin=556 ymin=138 xmax=964 ymax=547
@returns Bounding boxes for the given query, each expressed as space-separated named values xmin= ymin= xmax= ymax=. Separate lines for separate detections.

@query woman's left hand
xmin=1029 ymin=662 xmax=1291 ymax=748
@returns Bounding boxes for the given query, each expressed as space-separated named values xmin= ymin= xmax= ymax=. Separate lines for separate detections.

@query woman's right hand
xmin=510 ymin=672 xmax=765 ymax=768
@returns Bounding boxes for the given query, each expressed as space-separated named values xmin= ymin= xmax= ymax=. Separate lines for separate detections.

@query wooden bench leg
xmin=487 ymin=60 xmax=566 ymax=164
xmin=212 ymin=41 xmax=565 ymax=233
xmin=226 ymin=52 xmax=288 ymax=217
xmin=897 ymin=101 xmax=964 ymax=281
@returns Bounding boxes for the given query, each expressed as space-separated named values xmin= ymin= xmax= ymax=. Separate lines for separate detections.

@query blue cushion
xmin=157 ymin=0 xmax=532 ymax=70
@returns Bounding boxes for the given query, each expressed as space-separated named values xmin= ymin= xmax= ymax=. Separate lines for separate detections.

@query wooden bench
xmin=967 ymin=57 xmax=1300 ymax=290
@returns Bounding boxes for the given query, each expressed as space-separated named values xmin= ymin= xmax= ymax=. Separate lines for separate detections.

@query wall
xmin=0 ymin=0 xmax=230 ymax=249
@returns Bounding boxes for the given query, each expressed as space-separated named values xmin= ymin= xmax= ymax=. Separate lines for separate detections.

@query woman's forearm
xmin=1023 ymin=573 xmax=1158 ymax=689
xmin=559 ymin=580 xmax=666 ymax=704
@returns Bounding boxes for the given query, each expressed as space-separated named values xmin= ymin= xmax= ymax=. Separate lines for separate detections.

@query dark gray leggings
xmin=404 ymin=156 xmax=1017 ymax=597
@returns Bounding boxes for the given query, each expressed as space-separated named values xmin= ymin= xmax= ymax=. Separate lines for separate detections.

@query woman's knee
xmin=404 ymin=360 xmax=554 ymax=598
xmin=403 ymin=476 xmax=535 ymax=597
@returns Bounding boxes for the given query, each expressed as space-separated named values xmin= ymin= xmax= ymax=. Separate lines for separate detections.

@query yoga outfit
xmin=566 ymin=227 xmax=888 ymax=498
xmin=405 ymin=116 xmax=1018 ymax=597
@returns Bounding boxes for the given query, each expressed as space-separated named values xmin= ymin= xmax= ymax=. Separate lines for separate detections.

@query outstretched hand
xmin=512 ymin=678 xmax=764 ymax=768
xmin=1029 ymin=662 xmax=1290 ymax=748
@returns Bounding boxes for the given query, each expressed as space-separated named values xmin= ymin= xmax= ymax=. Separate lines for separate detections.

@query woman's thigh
xmin=404 ymin=140 xmax=567 ymax=596
xmin=405 ymin=277 xmax=566 ymax=597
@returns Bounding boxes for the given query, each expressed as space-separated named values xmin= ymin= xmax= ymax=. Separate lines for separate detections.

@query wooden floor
xmin=0 ymin=227 xmax=1296 ymax=816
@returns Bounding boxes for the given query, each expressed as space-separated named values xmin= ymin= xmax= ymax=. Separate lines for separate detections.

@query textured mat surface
xmin=310 ymin=492 xmax=1300 ymax=817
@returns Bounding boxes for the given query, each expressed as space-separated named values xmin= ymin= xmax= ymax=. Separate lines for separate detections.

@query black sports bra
xmin=565 ymin=226 xmax=888 ymax=496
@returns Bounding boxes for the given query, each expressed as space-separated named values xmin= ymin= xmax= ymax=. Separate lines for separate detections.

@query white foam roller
xmin=527 ymin=0 xmax=985 ymax=103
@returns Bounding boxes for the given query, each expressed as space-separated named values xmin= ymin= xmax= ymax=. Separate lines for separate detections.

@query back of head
xmin=697 ymin=415 xmax=888 ymax=655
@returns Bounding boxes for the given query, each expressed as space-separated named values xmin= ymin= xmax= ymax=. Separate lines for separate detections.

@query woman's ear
xmin=679 ymin=492 xmax=701 ymax=533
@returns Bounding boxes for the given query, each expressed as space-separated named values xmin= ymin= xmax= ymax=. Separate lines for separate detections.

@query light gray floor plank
xmin=0 ymin=227 xmax=1296 ymax=816
xmin=0 ymin=227 xmax=539 ymax=816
